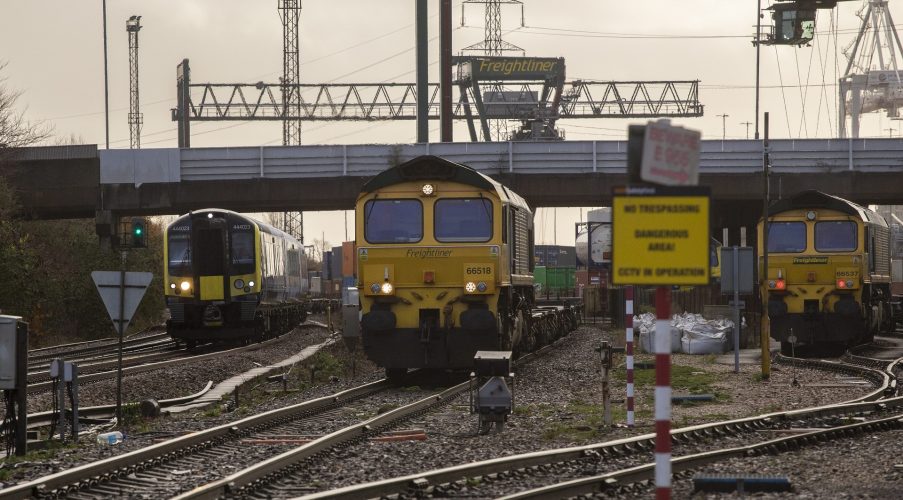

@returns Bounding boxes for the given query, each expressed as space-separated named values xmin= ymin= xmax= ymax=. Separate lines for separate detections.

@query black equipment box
xmin=473 ymin=351 xmax=512 ymax=377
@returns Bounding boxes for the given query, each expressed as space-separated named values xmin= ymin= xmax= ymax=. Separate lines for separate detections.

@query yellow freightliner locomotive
xmin=759 ymin=191 xmax=894 ymax=354
xmin=356 ymin=156 xmax=549 ymax=378
xmin=164 ymin=209 xmax=308 ymax=347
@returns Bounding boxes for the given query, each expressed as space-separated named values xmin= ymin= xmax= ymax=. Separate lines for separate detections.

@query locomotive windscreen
xmin=196 ymin=228 xmax=225 ymax=275
xmin=364 ymin=199 xmax=423 ymax=243
xmin=767 ymin=222 xmax=806 ymax=253
xmin=815 ymin=221 xmax=857 ymax=252
xmin=434 ymin=198 xmax=493 ymax=242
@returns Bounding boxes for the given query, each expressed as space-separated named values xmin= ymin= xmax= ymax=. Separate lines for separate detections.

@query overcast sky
xmin=1 ymin=0 xmax=898 ymax=247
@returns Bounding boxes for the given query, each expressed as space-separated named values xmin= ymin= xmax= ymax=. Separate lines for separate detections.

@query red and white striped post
xmin=654 ymin=286 xmax=672 ymax=499
xmin=625 ymin=285 xmax=635 ymax=428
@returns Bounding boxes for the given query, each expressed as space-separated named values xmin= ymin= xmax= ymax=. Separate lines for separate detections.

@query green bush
xmin=0 ymin=182 xmax=166 ymax=346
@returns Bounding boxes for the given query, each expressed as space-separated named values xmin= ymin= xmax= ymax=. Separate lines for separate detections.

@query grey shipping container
xmin=323 ymin=251 xmax=334 ymax=280
xmin=534 ymin=245 xmax=577 ymax=267
xmin=330 ymin=245 xmax=343 ymax=282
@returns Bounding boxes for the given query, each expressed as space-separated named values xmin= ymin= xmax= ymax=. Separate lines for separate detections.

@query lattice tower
xmin=462 ymin=1 xmax=524 ymax=140
xmin=127 ymin=16 xmax=143 ymax=149
xmin=279 ymin=0 xmax=303 ymax=241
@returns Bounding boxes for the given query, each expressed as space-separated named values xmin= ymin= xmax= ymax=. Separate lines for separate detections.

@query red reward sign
xmin=640 ymin=120 xmax=701 ymax=186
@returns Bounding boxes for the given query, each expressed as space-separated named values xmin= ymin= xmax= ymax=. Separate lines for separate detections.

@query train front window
xmin=364 ymin=199 xmax=423 ymax=243
xmin=231 ymin=231 xmax=255 ymax=275
xmin=815 ymin=221 xmax=857 ymax=252
xmin=168 ymin=233 xmax=191 ymax=275
xmin=767 ymin=222 xmax=806 ymax=253
xmin=434 ymin=198 xmax=493 ymax=242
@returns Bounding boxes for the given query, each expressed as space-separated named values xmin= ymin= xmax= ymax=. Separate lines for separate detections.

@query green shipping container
xmin=546 ymin=266 xmax=576 ymax=292
xmin=534 ymin=266 xmax=547 ymax=290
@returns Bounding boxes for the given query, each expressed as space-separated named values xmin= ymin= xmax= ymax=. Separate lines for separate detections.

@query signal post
xmin=615 ymin=120 xmax=706 ymax=500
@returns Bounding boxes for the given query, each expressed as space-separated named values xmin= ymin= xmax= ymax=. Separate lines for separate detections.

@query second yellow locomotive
xmin=356 ymin=156 xmax=540 ymax=377
xmin=759 ymin=191 xmax=894 ymax=354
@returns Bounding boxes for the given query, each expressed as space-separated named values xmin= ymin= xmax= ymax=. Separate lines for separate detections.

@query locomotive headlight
xmin=179 ymin=280 xmax=191 ymax=291
xmin=477 ymin=282 xmax=487 ymax=292
xmin=465 ymin=281 xmax=477 ymax=293
xmin=806 ymin=210 xmax=816 ymax=221
xmin=371 ymin=283 xmax=381 ymax=293
xmin=421 ymin=184 xmax=435 ymax=196
xmin=233 ymin=279 xmax=245 ymax=289
xmin=248 ymin=281 xmax=255 ymax=287
xmin=381 ymin=282 xmax=394 ymax=294
xmin=170 ymin=283 xmax=176 ymax=289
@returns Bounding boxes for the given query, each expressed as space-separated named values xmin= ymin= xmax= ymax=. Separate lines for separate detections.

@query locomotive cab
xmin=759 ymin=191 xmax=893 ymax=354
xmin=164 ymin=209 xmax=307 ymax=345
xmin=356 ymin=156 xmax=536 ymax=374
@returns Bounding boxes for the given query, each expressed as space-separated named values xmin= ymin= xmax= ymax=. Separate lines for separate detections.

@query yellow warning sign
xmin=612 ymin=186 xmax=710 ymax=285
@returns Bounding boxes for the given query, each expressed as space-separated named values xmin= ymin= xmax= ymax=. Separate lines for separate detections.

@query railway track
xmin=5 ymin=322 xmax=888 ymax=498
xmin=0 ymin=323 xmax=572 ymax=499
xmin=0 ymin=378 xmax=399 ymax=499
xmin=501 ymin=410 xmax=903 ymax=499
xmin=26 ymin=343 xmax=184 ymax=386
xmin=23 ymin=321 xmax=334 ymax=397
xmin=27 ymin=330 xmax=171 ymax=366
xmin=279 ymin=353 xmax=903 ymax=499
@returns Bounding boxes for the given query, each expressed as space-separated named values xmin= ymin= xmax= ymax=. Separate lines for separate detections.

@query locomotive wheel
xmin=513 ymin=310 xmax=525 ymax=351
xmin=496 ymin=298 xmax=513 ymax=351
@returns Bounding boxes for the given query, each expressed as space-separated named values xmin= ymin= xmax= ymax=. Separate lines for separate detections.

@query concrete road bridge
xmin=2 ymin=138 xmax=902 ymax=243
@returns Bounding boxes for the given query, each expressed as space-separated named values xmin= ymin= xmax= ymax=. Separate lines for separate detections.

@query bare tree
xmin=0 ymin=61 xmax=51 ymax=149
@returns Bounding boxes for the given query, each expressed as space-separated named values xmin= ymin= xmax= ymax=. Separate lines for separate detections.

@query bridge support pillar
xmin=95 ymin=209 xmax=114 ymax=251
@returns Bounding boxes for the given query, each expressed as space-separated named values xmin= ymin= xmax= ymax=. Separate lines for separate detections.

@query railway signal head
xmin=131 ymin=217 xmax=147 ymax=248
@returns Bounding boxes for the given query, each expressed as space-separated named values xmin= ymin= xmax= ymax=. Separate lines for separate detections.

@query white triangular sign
xmin=91 ymin=271 xmax=154 ymax=334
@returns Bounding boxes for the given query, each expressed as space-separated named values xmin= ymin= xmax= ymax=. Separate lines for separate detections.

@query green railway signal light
xmin=131 ymin=217 xmax=147 ymax=248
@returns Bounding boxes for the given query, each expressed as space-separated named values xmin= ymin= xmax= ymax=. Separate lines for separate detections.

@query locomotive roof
xmin=768 ymin=190 xmax=887 ymax=227
xmin=360 ymin=155 xmax=531 ymax=211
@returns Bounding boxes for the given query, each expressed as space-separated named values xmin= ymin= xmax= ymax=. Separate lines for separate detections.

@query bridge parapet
xmin=3 ymin=139 xmax=903 ymax=221
xmin=98 ymin=138 xmax=903 ymax=185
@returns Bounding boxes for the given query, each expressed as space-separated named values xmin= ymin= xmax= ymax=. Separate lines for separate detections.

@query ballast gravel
xmin=0 ymin=318 xmax=885 ymax=498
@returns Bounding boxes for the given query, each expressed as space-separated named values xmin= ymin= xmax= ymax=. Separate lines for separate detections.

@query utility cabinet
xmin=0 ymin=315 xmax=24 ymax=390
